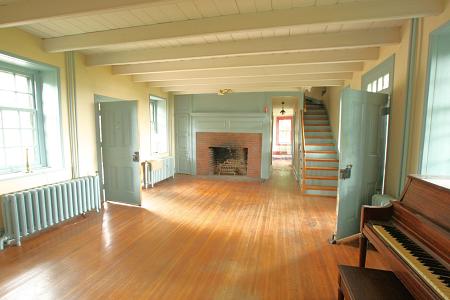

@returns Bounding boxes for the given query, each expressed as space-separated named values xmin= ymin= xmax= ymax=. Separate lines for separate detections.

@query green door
xmin=100 ymin=101 xmax=141 ymax=205
xmin=335 ymin=88 xmax=388 ymax=240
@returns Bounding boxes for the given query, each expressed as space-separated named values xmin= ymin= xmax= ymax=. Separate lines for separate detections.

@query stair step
xmin=306 ymin=166 xmax=339 ymax=171
xmin=306 ymin=150 xmax=337 ymax=154
xmin=305 ymin=129 xmax=331 ymax=132
xmin=305 ymin=136 xmax=333 ymax=139
xmin=305 ymin=175 xmax=338 ymax=180
xmin=306 ymin=158 xmax=339 ymax=162
xmin=306 ymin=143 xmax=334 ymax=146
xmin=305 ymin=123 xmax=330 ymax=126
xmin=303 ymin=185 xmax=337 ymax=191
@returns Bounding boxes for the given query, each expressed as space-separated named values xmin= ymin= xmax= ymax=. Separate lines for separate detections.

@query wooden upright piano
xmin=359 ymin=175 xmax=450 ymax=300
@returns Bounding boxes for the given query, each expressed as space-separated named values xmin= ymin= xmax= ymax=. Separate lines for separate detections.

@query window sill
xmin=0 ymin=167 xmax=66 ymax=182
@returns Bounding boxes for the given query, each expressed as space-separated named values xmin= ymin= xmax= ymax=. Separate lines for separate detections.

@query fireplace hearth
xmin=209 ymin=147 xmax=248 ymax=175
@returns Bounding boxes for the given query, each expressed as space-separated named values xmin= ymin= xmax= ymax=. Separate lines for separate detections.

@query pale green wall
xmin=174 ymin=91 xmax=302 ymax=179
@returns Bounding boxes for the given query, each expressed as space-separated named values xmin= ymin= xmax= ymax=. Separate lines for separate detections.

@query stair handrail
xmin=301 ymin=100 xmax=307 ymax=192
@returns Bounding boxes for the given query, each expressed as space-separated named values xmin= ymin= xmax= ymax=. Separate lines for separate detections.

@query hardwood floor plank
xmin=0 ymin=163 xmax=386 ymax=299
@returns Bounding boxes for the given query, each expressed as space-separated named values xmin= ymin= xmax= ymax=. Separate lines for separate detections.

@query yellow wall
xmin=0 ymin=28 xmax=168 ymax=230
xmin=322 ymin=86 xmax=343 ymax=143
xmin=74 ymin=54 xmax=167 ymax=176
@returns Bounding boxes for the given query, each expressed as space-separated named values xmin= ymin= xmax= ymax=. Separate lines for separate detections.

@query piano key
xmin=373 ymin=224 xmax=450 ymax=299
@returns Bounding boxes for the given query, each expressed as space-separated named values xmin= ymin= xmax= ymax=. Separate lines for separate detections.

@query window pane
xmin=0 ymin=149 xmax=5 ymax=168
xmin=278 ymin=119 xmax=292 ymax=145
xmin=20 ymin=111 xmax=34 ymax=128
xmin=0 ymin=71 xmax=15 ymax=91
xmin=378 ymin=77 xmax=383 ymax=91
xmin=2 ymin=110 xmax=20 ymax=128
xmin=5 ymin=147 xmax=23 ymax=166
xmin=15 ymin=74 xmax=30 ymax=93
xmin=383 ymin=73 xmax=390 ymax=89
xmin=21 ymin=129 xmax=34 ymax=147
xmin=0 ymin=90 xmax=16 ymax=107
xmin=16 ymin=93 xmax=33 ymax=109
xmin=367 ymin=83 xmax=372 ymax=92
xmin=4 ymin=129 xmax=21 ymax=146
xmin=372 ymin=80 xmax=377 ymax=92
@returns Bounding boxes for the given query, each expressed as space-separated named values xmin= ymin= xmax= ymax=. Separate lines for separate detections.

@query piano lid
xmin=400 ymin=175 xmax=450 ymax=232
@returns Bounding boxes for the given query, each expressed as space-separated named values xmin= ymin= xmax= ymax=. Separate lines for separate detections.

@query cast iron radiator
xmin=0 ymin=175 xmax=101 ymax=250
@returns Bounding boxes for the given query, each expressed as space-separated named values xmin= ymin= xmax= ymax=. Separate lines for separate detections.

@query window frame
xmin=0 ymin=61 xmax=47 ymax=174
xmin=149 ymin=95 xmax=169 ymax=156
xmin=276 ymin=116 xmax=293 ymax=146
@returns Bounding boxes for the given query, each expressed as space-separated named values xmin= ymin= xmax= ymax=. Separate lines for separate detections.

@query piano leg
xmin=359 ymin=235 xmax=368 ymax=267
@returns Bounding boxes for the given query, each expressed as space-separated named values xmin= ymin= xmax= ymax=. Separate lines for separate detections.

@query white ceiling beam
xmin=87 ymin=28 xmax=400 ymax=66
xmin=113 ymin=48 xmax=377 ymax=75
xmin=133 ymin=62 xmax=363 ymax=81
xmin=171 ymin=87 xmax=303 ymax=95
xmin=42 ymin=0 xmax=445 ymax=52
xmin=145 ymin=73 xmax=353 ymax=87
xmin=0 ymin=0 xmax=179 ymax=28
xmin=162 ymin=80 xmax=345 ymax=93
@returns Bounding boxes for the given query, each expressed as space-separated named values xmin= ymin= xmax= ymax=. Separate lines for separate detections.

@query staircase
xmin=302 ymin=100 xmax=338 ymax=197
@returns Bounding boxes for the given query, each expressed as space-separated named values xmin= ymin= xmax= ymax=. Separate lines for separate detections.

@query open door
xmin=100 ymin=101 xmax=141 ymax=206
xmin=335 ymin=88 xmax=388 ymax=240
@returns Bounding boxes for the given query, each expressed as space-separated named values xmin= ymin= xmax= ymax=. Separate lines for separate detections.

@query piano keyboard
xmin=372 ymin=224 xmax=450 ymax=300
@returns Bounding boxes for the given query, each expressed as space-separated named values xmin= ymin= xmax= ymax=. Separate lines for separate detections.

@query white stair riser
xmin=304 ymin=131 xmax=333 ymax=137
xmin=305 ymin=153 xmax=338 ymax=159
xmin=305 ymin=179 xmax=338 ymax=186
xmin=306 ymin=169 xmax=338 ymax=177
xmin=304 ymin=120 xmax=330 ymax=126
xmin=305 ymin=138 xmax=334 ymax=144
xmin=305 ymin=125 xmax=331 ymax=131
xmin=303 ymin=189 xmax=337 ymax=196
xmin=306 ymin=160 xmax=339 ymax=167
xmin=304 ymin=115 xmax=328 ymax=120
xmin=305 ymin=145 xmax=336 ymax=151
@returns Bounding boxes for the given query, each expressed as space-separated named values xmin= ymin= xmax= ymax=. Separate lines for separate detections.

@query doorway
xmin=95 ymin=95 xmax=141 ymax=206
xmin=271 ymin=97 xmax=296 ymax=168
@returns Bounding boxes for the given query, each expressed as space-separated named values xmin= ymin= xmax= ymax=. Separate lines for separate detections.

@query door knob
xmin=132 ymin=151 xmax=140 ymax=162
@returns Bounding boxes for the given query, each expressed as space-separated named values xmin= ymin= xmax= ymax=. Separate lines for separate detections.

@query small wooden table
xmin=338 ymin=265 xmax=413 ymax=300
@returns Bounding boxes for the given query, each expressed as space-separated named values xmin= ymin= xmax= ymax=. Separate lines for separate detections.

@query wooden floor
xmin=0 ymin=162 xmax=386 ymax=299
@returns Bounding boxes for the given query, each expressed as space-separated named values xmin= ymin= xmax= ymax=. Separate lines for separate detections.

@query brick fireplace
xmin=196 ymin=132 xmax=262 ymax=178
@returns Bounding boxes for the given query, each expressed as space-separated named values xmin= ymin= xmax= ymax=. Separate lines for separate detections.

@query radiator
xmin=0 ymin=175 xmax=101 ymax=250
xmin=143 ymin=157 xmax=175 ymax=188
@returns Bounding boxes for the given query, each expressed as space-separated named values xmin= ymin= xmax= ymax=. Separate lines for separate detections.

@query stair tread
xmin=305 ymin=136 xmax=333 ymax=139
xmin=306 ymin=143 xmax=334 ymax=146
xmin=303 ymin=185 xmax=337 ymax=191
xmin=306 ymin=150 xmax=337 ymax=154
xmin=305 ymin=175 xmax=338 ymax=180
xmin=306 ymin=166 xmax=339 ymax=171
xmin=306 ymin=158 xmax=339 ymax=162
xmin=304 ymin=129 xmax=332 ymax=132
xmin=305 ymin=124 xmax=330 ymax=126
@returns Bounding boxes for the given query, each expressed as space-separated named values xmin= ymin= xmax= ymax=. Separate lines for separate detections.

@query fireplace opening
xmin=209 ymin=146 xmax=248 ymax=176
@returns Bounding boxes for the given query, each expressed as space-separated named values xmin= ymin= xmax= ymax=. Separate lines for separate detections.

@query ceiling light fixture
xmin=280 ymin=101 xmax=286 ymax=115
xmin=218 ymin=88 xmax=232 ymax=95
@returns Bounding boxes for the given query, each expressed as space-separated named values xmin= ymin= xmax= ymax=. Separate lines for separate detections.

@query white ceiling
xmin=1 ymin=0 xmax=443 ymax=94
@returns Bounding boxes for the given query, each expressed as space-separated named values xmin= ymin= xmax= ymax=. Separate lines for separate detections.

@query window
xmin=150 ymin=96 xmax=169 ymax=155
xmin=0 ymin=53 xmax=63 ymax=176
xmin=276 ymin=116 xmax=292 ymax=145
xmin=421 ymin=24 xmax=450 ymax=176
xmin=367 ymin=73 xmax=390 ymax=93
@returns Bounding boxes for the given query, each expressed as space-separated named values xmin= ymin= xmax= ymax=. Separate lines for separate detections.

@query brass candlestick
xmin=25 ymin=148 xmax=31 ymax=173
